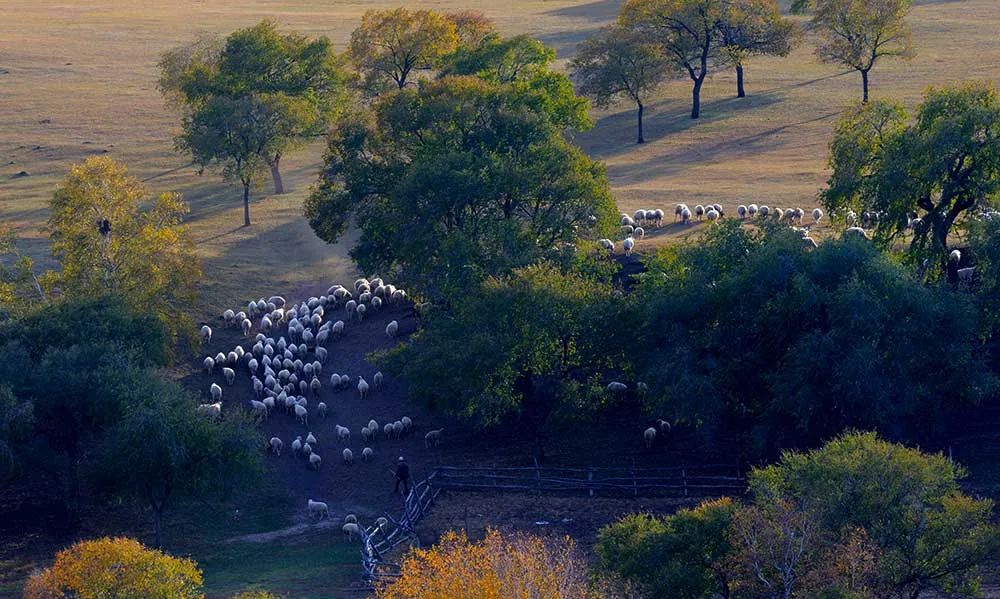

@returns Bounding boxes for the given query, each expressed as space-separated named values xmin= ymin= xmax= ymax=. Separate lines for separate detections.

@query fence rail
xmin=357 ymin=464 xmax=745 ymax=585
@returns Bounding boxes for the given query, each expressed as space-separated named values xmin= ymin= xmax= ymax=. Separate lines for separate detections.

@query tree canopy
xmin=822 ymin=82 xmax=1000 ymax=273
xmin=717 ymin=0 xmax=799 ymax=98
xmin=348 ymin=8 xmax=459 ymax=93
xmin=48 ymin=156 xmax=200 ymax=344
xmin=571 ymin=26 xmax=671 ymax=144
xmin=305 ymin=73 xmax=613 ymax=300
xmin=162 ymin=21 xmax=346 ymax=221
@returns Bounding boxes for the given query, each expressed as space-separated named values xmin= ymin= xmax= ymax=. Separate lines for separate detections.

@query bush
xmin=24 ymin=537 xmax=203 ymax=599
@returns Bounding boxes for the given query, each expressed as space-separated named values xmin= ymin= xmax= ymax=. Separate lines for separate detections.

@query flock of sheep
xmin=195 ymin=277 xmax=445 ymax=526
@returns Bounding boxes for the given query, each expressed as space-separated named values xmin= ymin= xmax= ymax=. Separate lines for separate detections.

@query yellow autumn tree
xmin=376 ymin=529 xmax=601 ymax=599
xmin=23 ymin=537 xmax=204 ymax=599
xmin=48 ymin=156 xmax=201 ymax=343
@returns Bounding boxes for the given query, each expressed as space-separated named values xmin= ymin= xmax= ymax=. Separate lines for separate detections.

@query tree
xmin=90 ymin=376 xmax=262 ymax=547
xmin=572 ymin=26 xmax=670 ymax=144
xmin=798 ymin=0 xmax=913 ymax=102
xmin=446 ymin=10 xmax=496 ymax=50
xmin=822 ymin=83 xmax=1000 ymax=273
xmin=380 ymin=264 xmax=623 ymax=458
xmin=620 ymin=0 xmax=728 ymax=119
xmin=717 ymin=0 xmax=799 ymax=98
xmin=47 ymin=157 xmax=200 ymax=341
xmin=751 ymin=431 xmax=1000 ymax=599
xmin=376 ymin=529 xmax=602 ymax=599
xmin=348 ymin=8 xmax=459 ymax=93
xmin=305 ymin=75 xmax=613 ymax=300
xmin=23 ymin=537 xmax=203 ymax=599
xmin=0 ymin=224 xmax=49 ymax=318
xmin=596 ymin=498 xmax=738 ymax=599
xmin=163 ymin=21 xmax=346 ymax=203
xmin=440 ymin=33 xmax=555 ymax=84
xmin=633 ymin=222 xmax=994 ymax=454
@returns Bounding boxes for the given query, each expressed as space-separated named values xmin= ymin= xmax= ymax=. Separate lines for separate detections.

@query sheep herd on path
xmin=195 ymin=277 xmax=444 ymax=537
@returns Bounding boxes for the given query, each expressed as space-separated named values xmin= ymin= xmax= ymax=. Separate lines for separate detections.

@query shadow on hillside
xmin=544 ymin=0 xmax=623 ymax=22
xmin=534 ymin=26 xmax=605 ymax=59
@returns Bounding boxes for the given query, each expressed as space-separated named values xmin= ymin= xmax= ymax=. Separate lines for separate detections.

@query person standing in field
xmin=393 ymin=457 xmax=411 ymax=497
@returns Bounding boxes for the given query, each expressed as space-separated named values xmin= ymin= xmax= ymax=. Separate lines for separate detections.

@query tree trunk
xmin=636 ymin=101 xmax=645 ymax=144
xmin=268 ymin=155 xmax=285 ymax=195
xmin=242 ymin=182 xmax=251 ymax=227
xmin=861 ymin=69 xmax=870 ymax=103
xmin=691 ymin=77 xmax=704 ymax=119
xmin=736 ymin=64 xmax=746 ymax=98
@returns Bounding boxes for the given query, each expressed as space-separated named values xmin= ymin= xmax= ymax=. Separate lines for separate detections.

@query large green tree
xmin=305 ymin=74 xmax=614 ymax=300
xmin=162 ymin=21 xmax=346 ymax=216
xmin=794 ymin=0 xmax=913 ymax=102
xmin=620 ymin=0 xmax=729 ymax=119
xmin=571 ymin=26 xmax=671 ymax=144
xmin=379 ymin=263 xmax=625 ymax=458
xmin=822 ymin=83 xmax=1000 ymax=273
xmin=717 ymin=0 xmax=799 ymax=98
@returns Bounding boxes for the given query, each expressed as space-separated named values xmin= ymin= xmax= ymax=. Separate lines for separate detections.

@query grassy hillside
xmin=2 ymin=0 xmax=999 ymax=315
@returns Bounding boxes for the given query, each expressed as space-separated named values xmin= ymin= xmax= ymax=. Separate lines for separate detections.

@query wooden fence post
xmin=683 ymin=468 xmax=688 ymax=497
xmin=588 ymin=467 xmax=594 ymax=498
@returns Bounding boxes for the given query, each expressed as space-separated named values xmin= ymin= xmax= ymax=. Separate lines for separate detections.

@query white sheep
xmin=200 ymin=325 xmax=212 ymax=344
xmin=812 ymin=208 xmax=824 ymax=224
xmin=425 ymin=428 xmax=444 ymax=448
xmin=384 ymin=423 xmax=394 ymax=439
xmin=737 ymin=205 xmax=747 ymax=219
xmin=317 ymin=402 xmax=327 ymax=419
xmin=681 ymin=207 xmax=692 ymax=224
xmin=344 ymin=514 xmax=358 ymax=524
xmin=303 ymin=442 xmax=312 ymax=456
xmin=623 ymin=237 xmax=635 ymax=257
xmin=759 ymin=205 xmax=769 ymax=218
xmin=203 ymin=356 xmax=215 ymax=373
xmin=309 ymin=452 xmax=322 ymax=470
xmin=356 ymin=303 xmax=367 ymax=321
xmin=241 ymin=319 xmax=252 ymax=337
xmin=401 ymin=416 xmax=413 ymax=433
xmin=223 ymin=367 xmax=236 ymax=386
xmin=306 ymin=432 xmax=317 ymax=446
xmin=949 ymin=249 xmax=962 ymax=264
xmin=345 ymin=300 xmax=357 ymax=321
xmin=748 ymin=204 xmax=758 ymax=218
xmin=634 ymin=226 xmax=645 ymax=239
xmin=392 ymin=421 xmax=404 ymax=438
xmin=843 ymin=227 xmax=871 ymax=240
xmin=269 ymin=437 xmax=283 ymax=456
xmin=386 ymin=320 xmax=399 ymax=339
xmin=598 ymin=238 xmax=615 ymax=254
xmin=295 ymin=404 xmax=308 ymax=426
xmin=644 ymin=427 xmax=656 ymax=449
xmin=362 ymin=447 xmax=373 ymax=462
xmin=332 ymin=320 xmax=345 ymax=337
xmin=357 ymin=377 xmax=369 ymax=400
xmin=210 ymin=383 xmax=222 ymax=402
xmin=362 ymin=426 xmax=372 ymax=442
xmin=606 ymin=381 xmax=627 ymax=393
xmin=336 ymin=425 xmax=350 ymax=444
xmin=373 ymin=371 xmax=383 ymax=388
xmin=292 ymin=435 xmax=303 ymax=456
xmin=706 ymin=208 xmax=720 ymax=222
xmin=250 ymin=399 xmax=268 ymax=421
xmin=343 ymin=522 xmax=360 ymax=540
xmin=342 ymin=448 xmax=354 ymax=465
xmin=308 ymin=499 xmax=329 ymax=520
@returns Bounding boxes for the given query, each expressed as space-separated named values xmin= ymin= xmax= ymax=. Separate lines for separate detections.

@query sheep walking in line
xmin=623 ymin=237 xmax=635 ymax=257
xmin=357 ymin=377 xmax=369 ymax=400
xmin=373 ymin=371 xmax=383 ymax=388
xmin=342 ymin=448 xmax=354 ymax=465
xmin=294 ymin=404 xmax=308 ymax=427
xmin=210 ymin=383 xmax=222 ymax=402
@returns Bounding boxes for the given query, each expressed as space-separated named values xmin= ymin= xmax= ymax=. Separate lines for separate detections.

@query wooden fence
xmin=357 ymin=463 xmax=745 ymax=584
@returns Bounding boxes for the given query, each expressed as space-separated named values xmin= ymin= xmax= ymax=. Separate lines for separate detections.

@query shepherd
xmin=393 ymin=456 xmax=411 ymax=497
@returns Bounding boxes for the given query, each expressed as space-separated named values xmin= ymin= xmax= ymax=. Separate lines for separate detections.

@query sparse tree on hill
xmin=24 ymin=537 xmax=203 ymax=599
xmin=795 ymin=0 xmax=913 ymax=102
xmin=49 ymin=156 xmax=200 ymax=340
xmin=717 ymin=0 xmax=799 ymax=98
xmin=822 ymin=82 xmax=1000 ymax=272
xmin=620 ymin=0 xmax=729 ymax=119
xmin=161 ymin=21 xmax=346 ymax=202
xmin=571 ymin=26 xmax=670 ymax=144
xmin=348 ymin=8 xmax=459 ymax=94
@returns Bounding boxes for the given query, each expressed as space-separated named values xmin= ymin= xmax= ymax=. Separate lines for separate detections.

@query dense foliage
xmin=632 ymin=221 xmax=995 ymax=454
xmin=306 ymin=69 xmax=615 ymax=301
xmin=597 ymin=432 xmax=1000 ymax=599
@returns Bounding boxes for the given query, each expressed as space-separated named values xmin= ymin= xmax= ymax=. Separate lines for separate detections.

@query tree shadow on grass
xmin=543 ymin=0 xmax=623 ymax=23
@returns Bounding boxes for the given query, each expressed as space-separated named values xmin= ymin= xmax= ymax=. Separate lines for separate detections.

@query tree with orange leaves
xmin=376 ymin=529 xmax=603 ymax=599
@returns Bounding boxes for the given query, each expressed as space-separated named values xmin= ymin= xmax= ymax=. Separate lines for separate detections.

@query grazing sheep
xmin=197 ymin=402 xmax=222 ymax=419
xmin=308 ymin=499 xmax=329 ymax=520
xmin=305 ymin=432 xmax=317 ymax=446
xmin=634 ymin=226 xmax=645 ymax=239
xmin=674 ymin=203 xmax=686 ymax=222
xmin=384 ymin=423 xmax=394 ymax=439
xmin=644 ymin=427 xmax=656 ymax=449
xmin=317 ymin=402 xmax=328 ymax=419
xmin=342 ymin=448 xmax=354 ymax=465
xmin=357 ymin=377 xmax=369 ymax=400
xmin=392 ymin=421 xmax=404 ymax=438
xmin=200 ymin=325 xmax=212 ymax=344
xmin=362 ymin=447 xmax=374 ymax=462
xmin=309 ymin=453 xmax=322 ymax=470
xmin=336 ymin=425 xmax=350 ymax=444
xmin=223 ymin=367 xmax=236 ymax=386
xmin=269 ymin=437 xmax=283 ymax=456
xmin=386 ymin=320 xmax=399 ymax=339
xmin=706 ymin=208 xmax=720 ymax=222
xmin=748 ymin=204 xmax=758 ymax=218
xmin=606 ymin=381 xmax=627 ymax=393
xmin=356 ymin=304 xmax=367 ymax=321
xmin=759 ymin=205 xmax=769 ymax=218
xmin=681 ymin=207 xmax=692 ymax=224
xmin=295 ymin=404 xmax=308 ymax=426
xmin=310 ymin=377 xmax=321 ymax=395
xmin=332 ymin=320 xmax=345 ymax=337
xmin=345 ymin=300 xmax=358 ymax=321
xmin=843 ymin=227 xmax=871 ymax=240
xmin=598 ymin=238 xmax=615 ymax=254
xmin=210 ymin=383 xmax=222 ymax=402
xmin=343 ymin=522 xmax=360 ymax=540
xmin=737 ymin=205 xmax=747 ymax=219
xmin=241 ymin=319 xmax=252 ymax=336
xmin=401 ymin=416 xmax=413 ymax=433
xmin=203 ymin=356 xmax=215 ymax=373
xmin=362 ymin=426 xmax=372 ymax=442
xmin=250 ymin=399 xmax=268 ymax=421
xmin=958 ymin=267 xmax=977 ymax=286
xmin=802 ymin=236 xmax=819 ymax=249
xmin=949 ymin=249 xmax=962 ymax=264
xmin=368 ymin=419 xmax=379 ymax=438
xmin=373 ymin=371 xmax=383 ymax=388
xmin=344 ymin=514 xmax=358 ymax=525
xmin=425 ymin=428 xmax=444 ymax=448
xmin=812 ymin=208 xmax=824 ymax=224
xmin=371 ymin=296 xmax=383 ymax=311
xmin=695 ymin=205 xmax=705 ymax=220
xmin=292 ymin=435 xmax=303 ymax=457
xmin=262 ymin=396 xmax=275 ymax=413
xmin=303 ymin=443 xmax=312 ymax=456
xmin=623 ymin=237 xmax=635 ymax=256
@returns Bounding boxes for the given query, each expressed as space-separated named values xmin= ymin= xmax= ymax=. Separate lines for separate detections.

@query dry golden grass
xmin=1 ymin=0 xmax=1000 ymax=317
